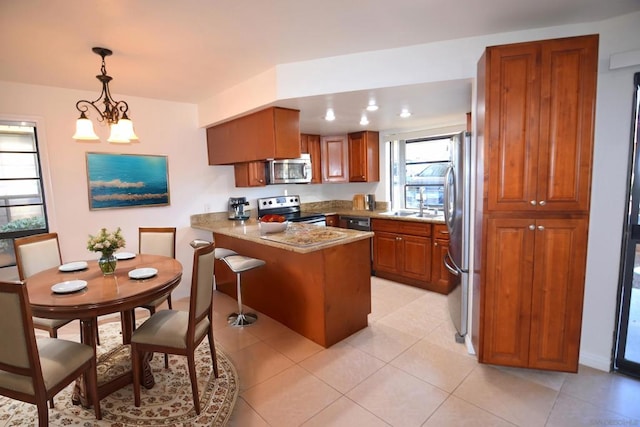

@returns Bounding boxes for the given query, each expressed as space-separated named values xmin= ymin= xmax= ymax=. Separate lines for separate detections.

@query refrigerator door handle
xmin=444 ymin=251 xmax=460 ymax=276
xmin=444 ymin=164 xmax=455 ymax=233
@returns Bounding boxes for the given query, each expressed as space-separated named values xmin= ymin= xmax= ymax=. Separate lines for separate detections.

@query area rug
xmin=0 ymin=321 xmax=238 ymax=426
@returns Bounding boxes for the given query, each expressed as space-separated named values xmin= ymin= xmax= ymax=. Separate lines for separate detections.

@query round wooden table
xmin=26 ymin=253 xmax=183 ymax=405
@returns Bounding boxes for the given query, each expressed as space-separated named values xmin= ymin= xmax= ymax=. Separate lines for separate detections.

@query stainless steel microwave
xmin=266 ymin=154 xmax=312 ymax=184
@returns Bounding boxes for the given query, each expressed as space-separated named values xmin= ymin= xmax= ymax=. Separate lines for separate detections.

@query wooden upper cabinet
xmin=483 ymin=35 xmax=597 ymax=213
xmin=301 ymin=133 xmax=322 ymax=184
xmin=348 ymin=131 xmax=379 ymax=182
xmin=206 ymin=107 xmax=301 ymax=165
xmin=321 ymin=135 xmax=348 ymax=183
xmin=234 ymin=161 xmax=266 ymax=187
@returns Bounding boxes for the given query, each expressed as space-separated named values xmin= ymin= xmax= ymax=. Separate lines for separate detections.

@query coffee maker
xmin=228 ymin=197 xmax=250 ymax=220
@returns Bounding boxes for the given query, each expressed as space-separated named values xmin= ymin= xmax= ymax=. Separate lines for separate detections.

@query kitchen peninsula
xmin=191 ymin=215 xmax=374 ymax=347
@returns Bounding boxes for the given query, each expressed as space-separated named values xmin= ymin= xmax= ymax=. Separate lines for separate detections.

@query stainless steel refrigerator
xmin=444 ymin=131 xmax=471 ymax=343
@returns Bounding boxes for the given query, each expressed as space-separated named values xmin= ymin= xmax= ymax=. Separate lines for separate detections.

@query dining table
xmin=26 ymin=253 xmax=183 ymax=407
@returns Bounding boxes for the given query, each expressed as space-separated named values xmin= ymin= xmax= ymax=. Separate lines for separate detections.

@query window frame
xmin=0 ymin=120 xmax=50 ymax=269
xmin=389 ymin=134 xmax=455 ymax=211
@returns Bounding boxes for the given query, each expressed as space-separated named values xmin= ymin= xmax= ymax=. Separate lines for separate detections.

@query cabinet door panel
xmin=432 ymin=239 xmax=454 ymax=292
xmin=401 ymin=235 xmax=432 ymax=281
xmin=348 ymin=132 xmax=367 ymax=182
xmin=482 ymin=218 xmax=534 ymax=366
xmin=373 ymin=232 xmax=398 ymax=274
xmin=234 ymin=161 xmax=266 ymax=187
xmin=529 ymin=218 xmax=588 ymax=372
xmin=321 ymin=135 xmax=348 ymax=182
xmin=537 ymin=37 xmax=597 ymax=212
xmin=307 ymin=135 xmax=322 ymax=184
xmin=486 ymin=43 xmax=540 ymax=212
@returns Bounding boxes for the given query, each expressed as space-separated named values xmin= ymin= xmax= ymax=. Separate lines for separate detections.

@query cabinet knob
xmin=537 ymin=225 xmax=545 ymax=231
xmin=539 ymin=200 xmax=546 ymax=206
xmin=529 ymin=225 xmax=535 ymax=230
xmin=434 ymin=242 xmax=438 ymax=247
xmin=530 ymin=200 xmax=537 ymax=206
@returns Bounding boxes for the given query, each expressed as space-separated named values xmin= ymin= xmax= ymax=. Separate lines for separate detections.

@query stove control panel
xmin=258 ymin=195 xmax=301 ymax=210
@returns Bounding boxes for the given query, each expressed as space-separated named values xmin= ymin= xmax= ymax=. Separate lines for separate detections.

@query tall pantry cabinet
xmin=472 ymin=34 xmax=598 ymax=372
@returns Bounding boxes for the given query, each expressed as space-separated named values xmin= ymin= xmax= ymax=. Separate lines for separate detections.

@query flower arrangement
xmin=87 ymin=227 xmax=126 ymax=257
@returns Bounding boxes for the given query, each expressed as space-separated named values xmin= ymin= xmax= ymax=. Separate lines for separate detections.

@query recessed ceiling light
xmin=366 ymin=100 xmax=379 ymax=111
xmin=324 ymin=108 xmax=335 ymax=121
xmin=360 ymin=114 xmax=369 ymax=125
xmin=399 ymin=108 xmax=411 ymax=118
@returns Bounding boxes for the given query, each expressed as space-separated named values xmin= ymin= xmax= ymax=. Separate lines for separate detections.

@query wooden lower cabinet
xmin=325 ymin=214 xmax=339 ymax=227
xmin=479 ymin=216 xmax=588 ymax=372
xmin=372 ymin=219 xmax=434 ymax=291
xmin=431 ymin=224 xmax=455 ymax=294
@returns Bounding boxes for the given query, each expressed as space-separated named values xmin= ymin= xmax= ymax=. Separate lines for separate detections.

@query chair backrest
xmin=139 ymin=227 xmax=176 ymax=258
xmin=188 ymin=242 xmax=215 ymax=333
xmin=0 ymin=281 xmax=45 ymax=395
xmin=14 ymin=233 xmax=63 ymax=280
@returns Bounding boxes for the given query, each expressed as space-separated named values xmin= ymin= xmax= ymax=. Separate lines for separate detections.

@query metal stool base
xmin=228 ymin=312 xmax=258 ymax=327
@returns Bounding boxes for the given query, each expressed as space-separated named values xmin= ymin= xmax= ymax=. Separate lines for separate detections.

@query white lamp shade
xmin=107 ymin=122 xmax=131 ymax=143
xmin=72 ymin=117 xmax=99 ymax=140
xmin=117 ymin=117 xmax=138 ymax=141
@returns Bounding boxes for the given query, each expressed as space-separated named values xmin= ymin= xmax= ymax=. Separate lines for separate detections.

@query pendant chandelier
xmin=72 ymin=47 xmax=138 ymax=143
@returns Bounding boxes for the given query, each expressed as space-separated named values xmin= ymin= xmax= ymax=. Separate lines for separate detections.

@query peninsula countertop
xmin=191 ymin=216 xmax=373 ymax=254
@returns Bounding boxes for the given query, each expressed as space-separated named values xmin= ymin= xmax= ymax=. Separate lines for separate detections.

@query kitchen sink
xmin=380 ymin=210 xmax=444 ymax=219
xmin=380 ymin=210 xmax=418 ymax=217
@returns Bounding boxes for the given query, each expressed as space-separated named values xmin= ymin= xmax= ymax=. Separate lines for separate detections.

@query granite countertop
xmin=191 ymin=217 xmax=373 ymax=254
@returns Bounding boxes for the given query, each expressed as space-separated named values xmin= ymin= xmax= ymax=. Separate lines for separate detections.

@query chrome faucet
xmin=418 ymin=188 xmax=424 ymax=217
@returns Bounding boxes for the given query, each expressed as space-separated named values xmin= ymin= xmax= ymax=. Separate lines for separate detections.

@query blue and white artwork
xmin=86 ymin=153 xmax=170 ymax=210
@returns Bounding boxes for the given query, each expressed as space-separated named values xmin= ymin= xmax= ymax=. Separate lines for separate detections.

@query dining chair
xmin=138 ymin=227 xmax=176 ymax=314
xmin=14 ymin=233 xmax=74 ymax=338
xmin=131 ymin=241 xmax=218 ymax=415
xmin=0 ymin=280 xmax=101 ymax=426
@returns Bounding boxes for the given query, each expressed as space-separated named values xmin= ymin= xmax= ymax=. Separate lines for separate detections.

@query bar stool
xmin=189 ymin=240 xmax=237 ymax=290
xmin=214 ymin=248 xmax=237 ymax=289
xmin=221 ymin=254 xmax=266 ymax=327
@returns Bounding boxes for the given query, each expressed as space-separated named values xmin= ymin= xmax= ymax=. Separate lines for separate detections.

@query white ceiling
xmin=1 ymin=0 xmax=639 ymax=135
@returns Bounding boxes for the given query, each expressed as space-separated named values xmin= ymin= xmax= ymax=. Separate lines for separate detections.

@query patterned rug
xmin=0 ymin=321 xmax=238 ymax=426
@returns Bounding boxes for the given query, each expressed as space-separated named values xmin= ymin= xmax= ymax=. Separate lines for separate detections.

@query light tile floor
xmin=55 ymin=276 xmax=640 ymax=426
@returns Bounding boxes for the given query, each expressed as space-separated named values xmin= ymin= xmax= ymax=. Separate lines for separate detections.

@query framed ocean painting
xmin=86 ymin=153 xmax=170 ymax=210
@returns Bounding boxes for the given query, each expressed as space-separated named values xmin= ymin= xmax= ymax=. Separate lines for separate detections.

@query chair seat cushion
xmin=131 ymin=310 xmax=210 ymax=349
xmin=222 ymin=255 xmax=265 ymax=273
xmin=32 ymin=316 xmax=72 ymax=329
xmin=0 ymin=338 xmax=93 ymax=395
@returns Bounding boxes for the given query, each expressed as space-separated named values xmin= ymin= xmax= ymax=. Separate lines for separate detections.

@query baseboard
xmin=579 ymin=351 xmax=612 ymax=372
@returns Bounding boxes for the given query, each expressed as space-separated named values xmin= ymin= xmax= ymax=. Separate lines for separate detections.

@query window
xmin=0 ymin=121 xmax=48 ymax=268
xmin=389 ymin=135 xmax=453 ymax=211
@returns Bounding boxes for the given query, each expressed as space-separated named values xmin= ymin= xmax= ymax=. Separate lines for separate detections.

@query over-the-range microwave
xmin=266 ymin=154 xmax=312 ymax=184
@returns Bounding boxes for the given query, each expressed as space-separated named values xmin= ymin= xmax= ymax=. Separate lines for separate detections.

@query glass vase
xmin=98 ymin=253 xmax=117 ymax=275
